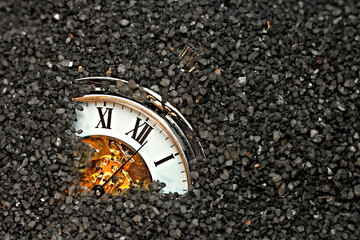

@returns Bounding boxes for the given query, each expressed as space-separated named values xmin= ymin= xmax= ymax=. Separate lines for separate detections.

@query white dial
xmin=73 ymin=94 xmax=191 ymax=193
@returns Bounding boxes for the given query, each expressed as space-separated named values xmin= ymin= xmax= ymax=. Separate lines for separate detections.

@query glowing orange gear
xmin=79 ymin=136 xmax=151 ymax=195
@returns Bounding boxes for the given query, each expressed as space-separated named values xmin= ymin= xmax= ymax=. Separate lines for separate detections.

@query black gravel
xmin=1 ymin=0 xmax=360 ymax=239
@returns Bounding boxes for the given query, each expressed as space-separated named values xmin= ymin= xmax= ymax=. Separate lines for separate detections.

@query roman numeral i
xmin=95 ymin=107 xmax=113 ymax=129
xmin=126 ymin=117 xmax=153 ymax=144
xmin=154 ymin=154 xmax=175 ymax=167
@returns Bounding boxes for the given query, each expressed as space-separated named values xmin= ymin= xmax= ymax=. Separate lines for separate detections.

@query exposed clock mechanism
xmin=73 ymin=77 xmax=205 ymax=196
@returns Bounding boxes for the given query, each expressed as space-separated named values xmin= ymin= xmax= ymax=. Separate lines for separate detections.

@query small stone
xmin=138 ymin=204 xmax=147 ymax=211
xmin=354 ymin=185 xmax=360 ymax=197
xmin=273 ymin=131 xmax=280 ymax=142
xmin=56 ymin=108 xmax=66 ymax=114
xmin=53 ymin=13 xmax=60 ymax=21
xmin=347 ymin=189 xmax=354 ymax=199
xmin=76 ymin=105 xmax=84 ymax=111
xmin=200 ymin=130 xmax=208 ymax=139
xmin=120 ymin=19 xmax=129 ymax=26
xmin=155 ymin=69 xmax=163 ymax=78
xmin=278 ymin=183 xmax=286 ymax=196
xmin=332 ymin=8 xmax=342 ymax=16
xmin=112 ymin=175 xmax=119 ymax=183
xmin=254 ymin=136 xmax=261 ymax=142
xmin=79 ymin=14 xmax=87 ymax=21
xmin=150 ymin=85 xmax=159 ymax=92
xmin=306 ymin=161 xmax=313 ymax=168
xmin=190 ymin=171 xmax=199 ymax=180
xmin=297 ymin=225 xmax=305 ymax=232
xmin=54 ymin=192 xmax=62 ymax=200
xmin=68 ymin=185 xmax=75 ymax=196
xmin=28 ymin=221 xmax=36 ymax=228
xmin=117 ymin=64 xmax=126 ymax=74
xmin=148 ymin=181 xmax=159 ymax=191
xmin=236 ymin=76 xmax=247 ymax=87
xmin=65 ymin=196 xmax=73 ymax=204
xmin=310 ymin=129 xmax=319 ymax=138
xmin=310 ymin=49 xmax=319 ymax=56
xmin=191 ymin=219 xmax=199 ymax=227
xmin=248 ymin=51 xmax=259 ymax=60
xmin=225 ymin=160 xmax=233 ymax=166
xmin=193 ymin=189 xmax=201 ymax=198
xmin=60 ymin=60 xmax=72 ymax=67
xmin=337 ymin=104 xmax=345 ymax=111
xmin=28 ymin=97 xmax=38 ymax=105
xmin=128 ymin=79 xmax=137 ymax=90
xmin=113 ymin=31 xmax=121 ymax=39
xmin=170 ymin=229 xmax=181 ymax=239
xmin=180 ymin=205 xmax=187 ymax=214
xmin=291 ymin=43 xmax=299 ymax=51
xmin=220 ymin=169 xmax=229 ymax=180
xmin=344 ymin=80 xmax=354 ymax=87
xmin=228 ymin=112 xmax=235 ymax=121
xmin=132 ymin=215 xmax=142 ymax=223
xmin=294 ymin=157 xmax=302 ymax=164
xmin=106 ymin=205 xmax=113 ymax=212
xmin=272 ymin=174 xmax=282 ymax=183
xmin=82 ymin=217 xmax=90 ymax=230
xmin=49 ymin=164 xmax=60 ymax=171
xmin=160 ymin=78 xmax=170 ymax=87
xmin=179 ymin=25 xmax=187 ymax=33
xmin=349 ymin=146 xmax=356 ymax=152
xmin=354 ymin=132 xmax=359 ymax=139
xmin=150 ymin=206 xmax=160 ymax=215
xmin=55 ymin=137 xmax=61 ymax=147
xmin=272 ymin=74 xmax=279 ymax=83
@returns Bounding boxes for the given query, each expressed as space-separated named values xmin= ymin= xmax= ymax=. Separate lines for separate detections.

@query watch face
xmin=73 ymin=94 xmax=191 ymax=194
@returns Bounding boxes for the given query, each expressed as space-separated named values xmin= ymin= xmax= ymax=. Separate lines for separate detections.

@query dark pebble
xmin=1 ymin=0 xmax=359 ymax=239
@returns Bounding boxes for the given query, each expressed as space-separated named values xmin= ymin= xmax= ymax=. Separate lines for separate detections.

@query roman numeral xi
xmin=95 ymin=107 xmax=113 ymax=129
xmin=126 ymin=117 xmax=153 ymax=144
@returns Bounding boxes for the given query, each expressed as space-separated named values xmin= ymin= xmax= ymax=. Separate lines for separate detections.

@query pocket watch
xmin=73 ymin=77 xmax=204 ymax=197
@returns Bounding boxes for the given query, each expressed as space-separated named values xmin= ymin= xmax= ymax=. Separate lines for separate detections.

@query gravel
xmin=1 ymin=0 xmax=360 ymax=239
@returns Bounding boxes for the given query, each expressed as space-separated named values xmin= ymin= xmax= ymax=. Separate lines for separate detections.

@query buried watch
xmin=73 ymin=77 xmax=205 ymax=197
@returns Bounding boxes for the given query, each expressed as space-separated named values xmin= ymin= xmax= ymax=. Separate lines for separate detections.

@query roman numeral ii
xmin=95 ymin=107 xmax=113 ymax=129
xmin=126 ymin=117 xmax=153 ymax=144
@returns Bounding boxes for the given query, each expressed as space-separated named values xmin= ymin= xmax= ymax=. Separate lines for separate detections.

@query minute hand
xmin=92 ymin=140 xmax=148 ymax=197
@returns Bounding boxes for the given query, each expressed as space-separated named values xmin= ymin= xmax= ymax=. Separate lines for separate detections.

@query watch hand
xmin=92 ymin=140 xmax=148 ymax=198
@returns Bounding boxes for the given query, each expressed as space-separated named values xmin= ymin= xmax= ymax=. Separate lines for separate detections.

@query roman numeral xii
xmin=126 ymin=117 xmax=153 ymax=144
